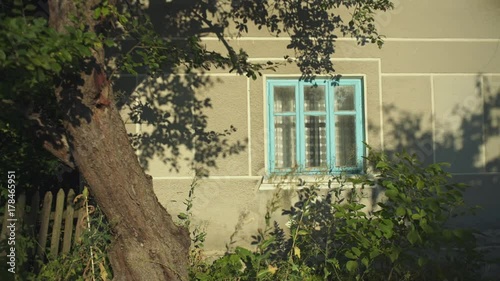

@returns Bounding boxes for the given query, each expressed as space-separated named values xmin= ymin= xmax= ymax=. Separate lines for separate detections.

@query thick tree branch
xmin=27 ymin=112 xmax=75 ymax=169
xmin=41 ymin=137 xmax=74 ymax=169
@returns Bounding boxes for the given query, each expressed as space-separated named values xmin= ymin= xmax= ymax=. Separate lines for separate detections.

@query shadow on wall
xmin=109 ymin=2 xmax=253 ymax=177
xmin=114 ymin=71 xmax=247 ymax=177
xmin=110 ymin=0 xmax=392 ymax=177
xmin=373 ymin=74 xmax=500 ymax=228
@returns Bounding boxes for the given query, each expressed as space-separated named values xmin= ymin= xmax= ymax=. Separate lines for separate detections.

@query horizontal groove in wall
xmin=382 ymin=73 xmax=500 ymax=76
xmin=198 ymin=37 xmax=500 ymax=43
xmin=153 ymin=176 xmax=263 ymax=180
xmin=247 ymin=57 xmax=380 ymax=62
xmin=116 ymin=72 xmax=500 ymax=78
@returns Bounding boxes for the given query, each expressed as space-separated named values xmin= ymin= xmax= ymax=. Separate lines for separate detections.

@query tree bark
xmin=64 ymin=96 xmax=190 ymax=281
xmin=47 ymin=1 xmax=190 ymax=280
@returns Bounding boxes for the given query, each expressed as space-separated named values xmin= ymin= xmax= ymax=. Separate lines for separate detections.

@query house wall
xmin=118 ymin=0 xmax=500 ymax=253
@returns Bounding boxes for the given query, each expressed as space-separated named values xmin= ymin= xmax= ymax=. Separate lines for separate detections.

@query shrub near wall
xmin=191 ymin=151 xmax=485 ymax=281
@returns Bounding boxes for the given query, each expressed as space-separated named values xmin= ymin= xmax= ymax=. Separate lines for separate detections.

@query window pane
xmin=274 ymin=116 xmax=296 ymax=168
xmin=304 ymin=85 xmax=326 ymax=111
xmin=335 ymin=115 xmax=357 ymax=167
xmin=334 ymin=85 xmax=355 ymax=111
xmin=305 ymin=116 xmax=327 ymax=168
xmin=274 ymin=86 xmax=295 ymax=112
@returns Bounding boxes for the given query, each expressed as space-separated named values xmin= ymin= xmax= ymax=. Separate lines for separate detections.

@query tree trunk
xmin=64 ymin=97 xmax=190 ymax=281
xmin=47 ymin=1 xmax=190 ymax=280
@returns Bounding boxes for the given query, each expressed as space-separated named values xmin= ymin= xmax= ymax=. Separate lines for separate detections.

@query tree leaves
xmin=346 ymin=260 xmax=358 ymax=272
xmin=0 ymin=15 xmax=95 ymax=93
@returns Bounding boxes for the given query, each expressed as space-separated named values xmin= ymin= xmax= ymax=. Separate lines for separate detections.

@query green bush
xmin=191 ymin=150 xmax=485 ymax=281
xmin=34 ymin=192 xmax=112 ymax=281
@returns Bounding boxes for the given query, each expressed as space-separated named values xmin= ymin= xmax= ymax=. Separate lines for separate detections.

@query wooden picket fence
xmin=0 ymin=188 xmax=87 ymax=258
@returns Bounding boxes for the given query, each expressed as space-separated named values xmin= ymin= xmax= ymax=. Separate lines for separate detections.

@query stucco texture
xmin=121 ymin=0 xmax=500 ymax=252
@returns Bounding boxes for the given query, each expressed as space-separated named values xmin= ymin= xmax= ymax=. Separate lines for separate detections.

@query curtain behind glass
xmin=274 ymin=86 xmax=296 ymax=168
xmin=335 ymin=116 xmax=356 ymax=167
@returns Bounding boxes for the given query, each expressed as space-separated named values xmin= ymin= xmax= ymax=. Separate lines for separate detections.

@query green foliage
xmin=0 ymin=190 xmax=112 ymax=280
xmin=34 ymin=196 xmax=112 ymax=281
xmin=0 ymin=126 xmax=60 ymax=190
xmin=0 ymin=0 xmax=97 ymax=194
xmin=191 ymin=150 xmax=485 ymax=281
xmin=0 ymin=224 xmax=37 ymax=281
xmin=0 ymin=1 xmax=97 ymax=94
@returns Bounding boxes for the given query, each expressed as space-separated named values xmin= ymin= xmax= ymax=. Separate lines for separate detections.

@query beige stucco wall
xmin=118 ymin=0 xmax=500 ymax=252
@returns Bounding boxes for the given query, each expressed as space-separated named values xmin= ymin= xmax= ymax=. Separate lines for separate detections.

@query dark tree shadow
xmin=371 ymin=75 xmax=500 ymax=230
xmin=114 ymin=72 xmax=247 ymax=177
xmin=483 ymin=76 xmax=500 ymax=173
xmin=105 ymin=2 xmax=264 ymax=177
xmin=103 ymin=0 xmax=394 ymax=177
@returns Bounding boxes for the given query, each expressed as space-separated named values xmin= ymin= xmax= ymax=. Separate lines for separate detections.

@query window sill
xmin=258 ymin=174 xmax=374 ymax=191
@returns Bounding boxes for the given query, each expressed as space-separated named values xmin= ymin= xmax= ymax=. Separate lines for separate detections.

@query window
xmin=267 ymin=78 xmax=364 ymax=174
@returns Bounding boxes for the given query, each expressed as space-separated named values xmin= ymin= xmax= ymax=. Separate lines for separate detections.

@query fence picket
xmin=0 ymin=188 xmax=91 ymax=261
xmin=62 ymin=189 xmax=76 ymax=254
xmin=27 ymin=191 xmax=40 ymax=257
xmin=16 ymin=193 xmax=26 ymax=231
xmin=50 ymin=189 xmax=65 ymax=256
xmin=26 ymin=191 xmax=40 ymax=231
xmin=37 ymin=191 xmax=53 ymax=257
xmin=74 ymin=202 xmax=86 ymax=244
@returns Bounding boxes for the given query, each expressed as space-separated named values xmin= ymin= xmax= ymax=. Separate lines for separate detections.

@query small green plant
xmin=35 ymin=189 xmax=112 ymax=281
xmin=191 ymin=149 xmax=485 ymax=281
xmin=177 ymin=176 xmax=209 ymax=276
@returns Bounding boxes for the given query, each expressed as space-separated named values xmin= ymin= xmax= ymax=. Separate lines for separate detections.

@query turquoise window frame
xmin=267 ymin=78 xmax=364 ymax=175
